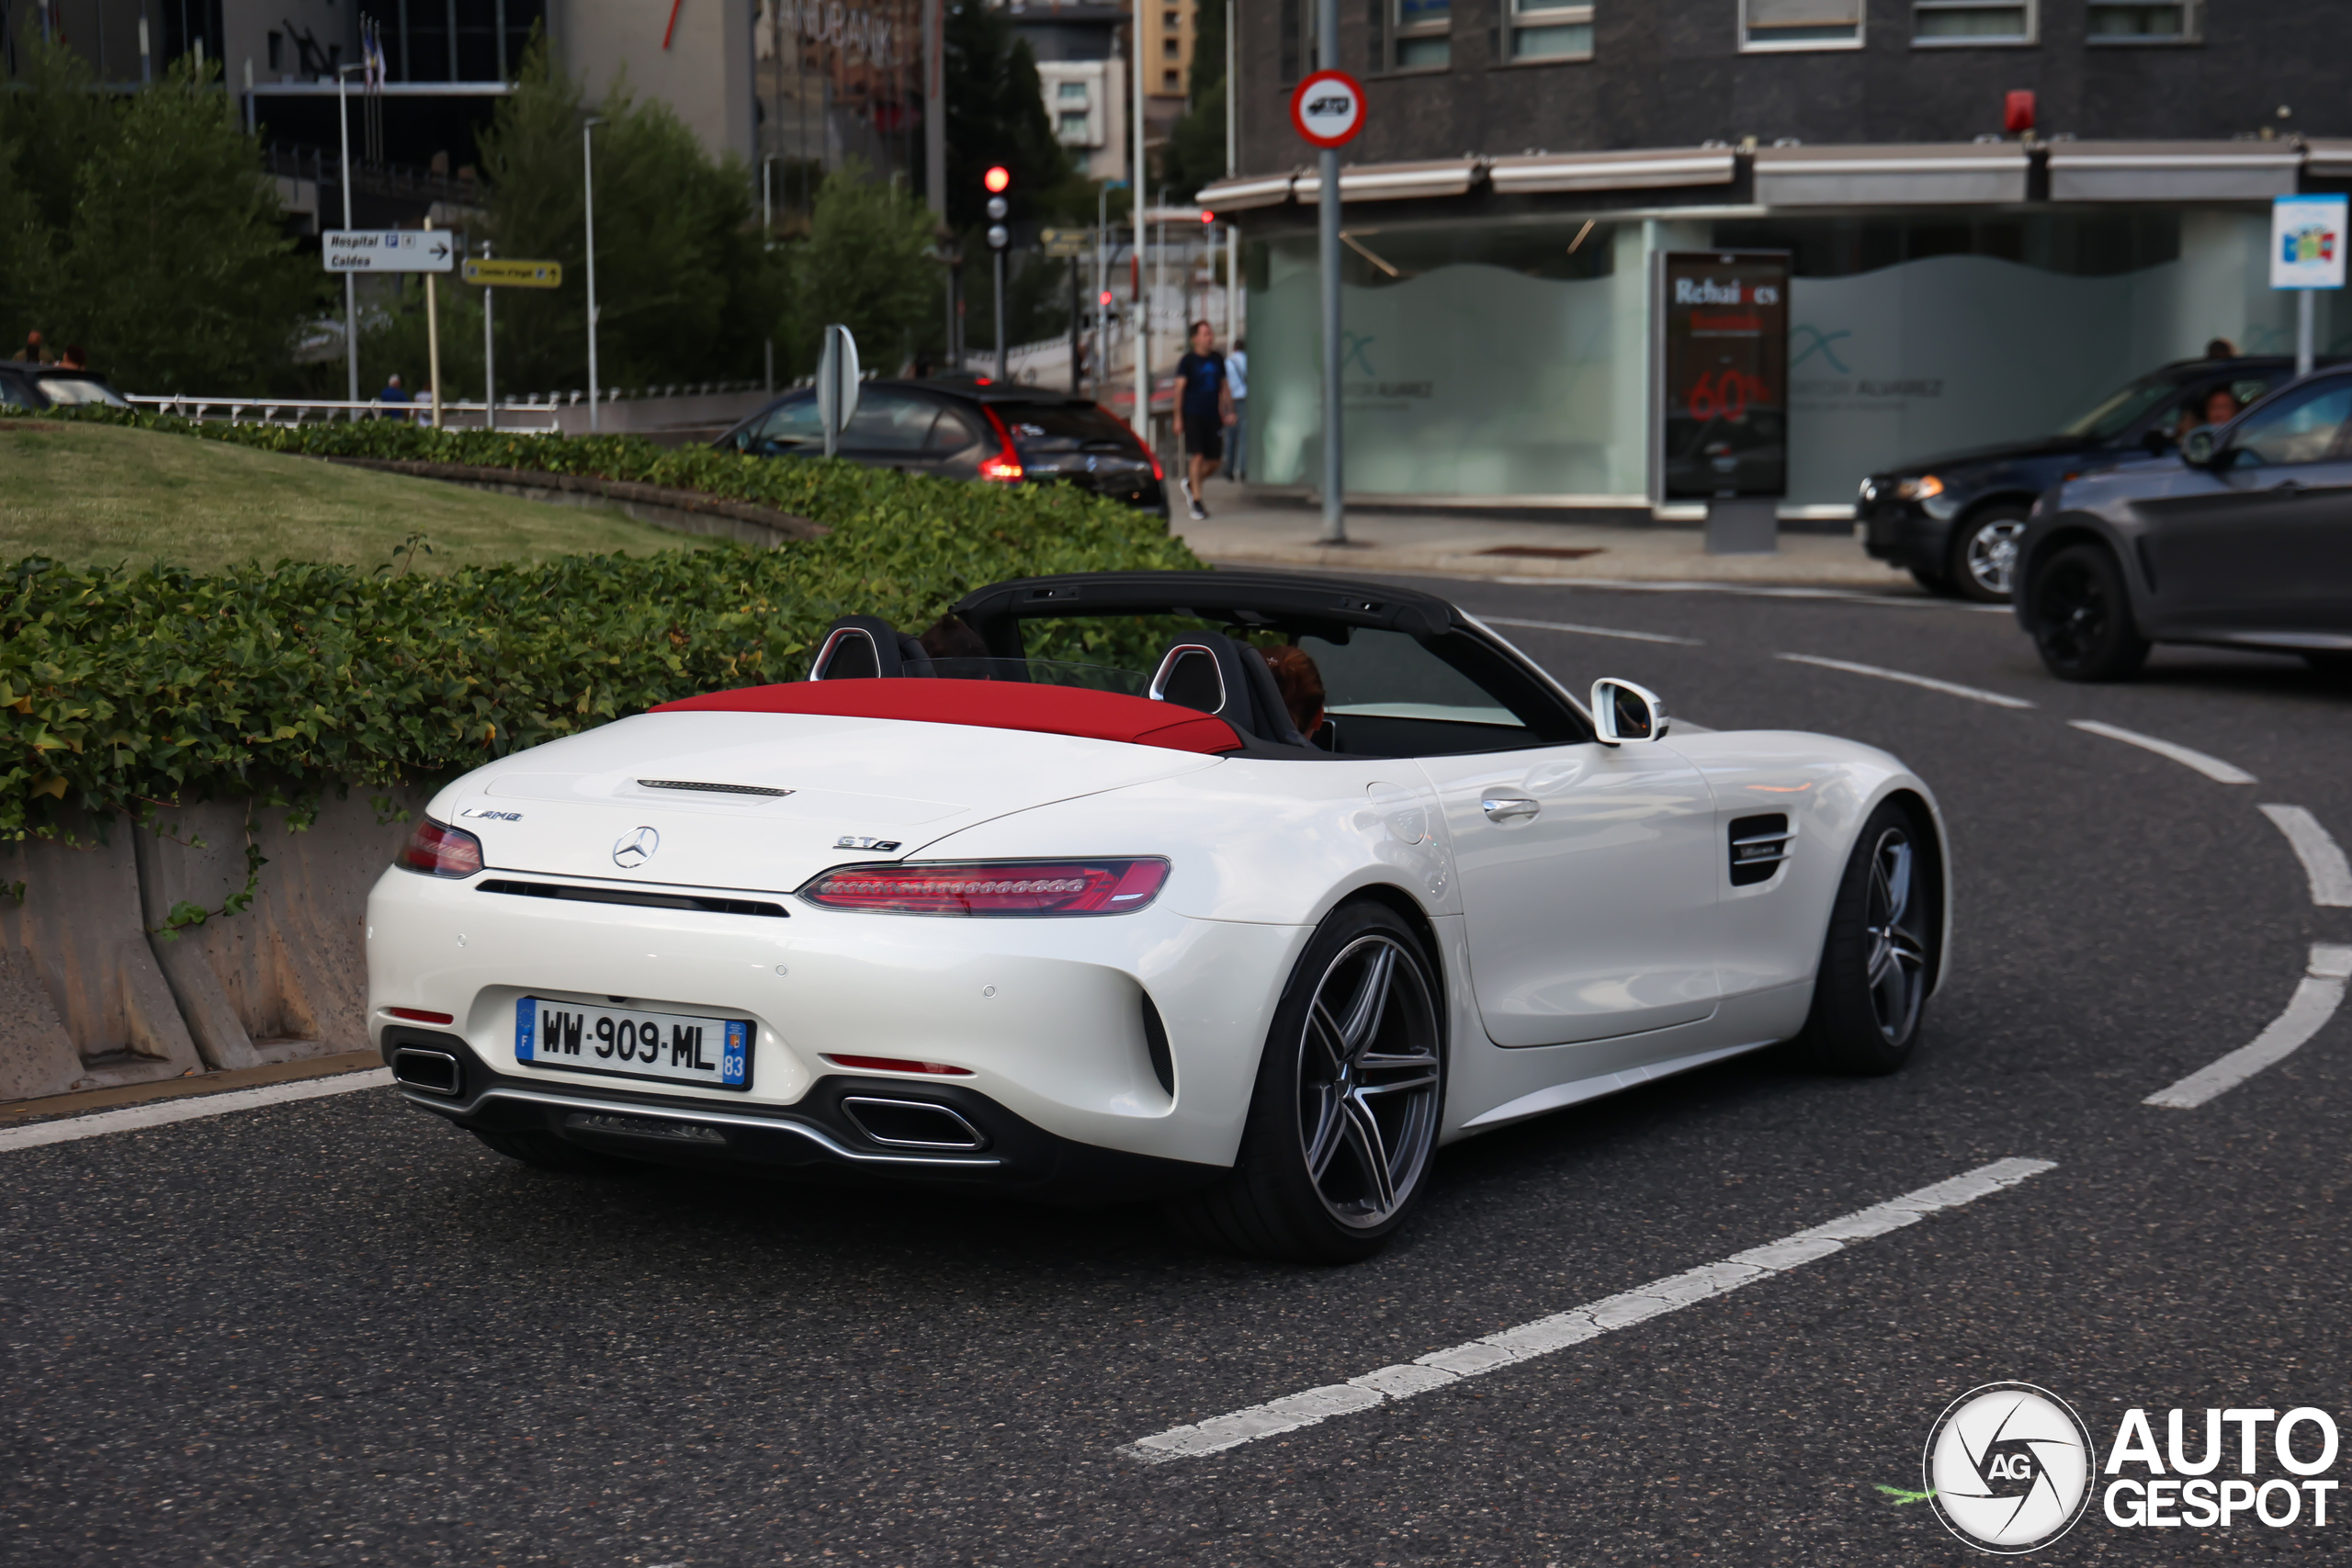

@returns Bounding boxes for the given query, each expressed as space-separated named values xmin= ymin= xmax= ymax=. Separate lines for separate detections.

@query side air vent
xmin=1140 ymin=989 xmax=1175 ymax=1097
xmin=478 ymin=879 xmax=789 ymax=918
xmin=638 ymin=779 xmax=796 ymax=798
xmin=1729 ymin=813 xmax=1792 ymax=886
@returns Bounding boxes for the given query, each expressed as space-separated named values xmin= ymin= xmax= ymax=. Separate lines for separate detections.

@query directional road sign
xmin=462 ymin=257 xmax=565 ymax=288
xmin=1038 ymin=228 xmax=1092 ymax=259
xmin=323 ymin=230 xmax=456 ymax=273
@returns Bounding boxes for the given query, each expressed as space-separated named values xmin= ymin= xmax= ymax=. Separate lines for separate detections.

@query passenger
xmin=917 ymin=612 xmax=989 ymax=678
xmin=1259 ymin=644 xmax=1326 ymax=742
xmin=2176 ymin=387 xmax=2241 ymax=439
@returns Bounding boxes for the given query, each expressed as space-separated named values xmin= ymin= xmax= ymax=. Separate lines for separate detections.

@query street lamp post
xmin=762 ymin=155 xmax=779 ymax=395
xmin=335 ymin=63 xmax=365 ymax=417
xmin=583 ymin=118 xmax=605 ymax=434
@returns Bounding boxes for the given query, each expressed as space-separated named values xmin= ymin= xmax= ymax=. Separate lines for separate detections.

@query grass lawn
xmin=0 ymin=419 xmax=718 ymax=574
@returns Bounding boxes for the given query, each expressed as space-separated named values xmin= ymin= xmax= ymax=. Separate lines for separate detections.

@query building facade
xmin=1007 ymin=1 xmax=1131 ymax=185
xmin=1206 ymin=2 xmax=2352 ymax=513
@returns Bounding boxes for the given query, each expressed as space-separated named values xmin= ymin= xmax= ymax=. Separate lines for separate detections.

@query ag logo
xmin=613 ymin=826 xmax=661 ymax=869
xmin=1926 ymin=1382 xmax=2094 ymax=1553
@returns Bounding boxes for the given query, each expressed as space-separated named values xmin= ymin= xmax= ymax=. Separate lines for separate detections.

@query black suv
xmin=716 ymin=378 xmax=1167 ymax=513
xmin=1860 ymin=356 xmax=2312 ymax=602
xmin=0 ymin=361 xmax=130 ymax=412
xmin=2014 ymin=367 xmax=2352 ymax=682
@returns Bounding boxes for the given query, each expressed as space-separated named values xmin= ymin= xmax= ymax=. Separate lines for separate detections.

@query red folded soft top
xmin=650 ymin=678 xmax=1243 ymax=755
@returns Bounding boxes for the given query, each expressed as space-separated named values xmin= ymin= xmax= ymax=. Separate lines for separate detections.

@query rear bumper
xmin=386 ymin=1025 xmax=1221 ymax=1201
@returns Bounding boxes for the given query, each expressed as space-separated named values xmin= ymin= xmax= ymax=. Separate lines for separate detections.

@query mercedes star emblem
xmin=613 ymin=826 xmax=661 ymax=869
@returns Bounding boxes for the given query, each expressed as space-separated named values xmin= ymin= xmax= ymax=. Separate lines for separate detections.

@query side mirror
xmin=1591 ymin=678 xmax=1669 ymax=745
xmin=2181 ymin=427 xmax=2220 ymax=468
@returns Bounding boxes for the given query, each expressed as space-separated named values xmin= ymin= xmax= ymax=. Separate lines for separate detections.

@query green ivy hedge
xmin=5 ymin=411 xmax=1202 ymax=843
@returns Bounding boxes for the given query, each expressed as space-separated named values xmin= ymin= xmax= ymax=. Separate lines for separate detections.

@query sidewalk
xmin=1172 ymin=479 xmax=1922 ymax=592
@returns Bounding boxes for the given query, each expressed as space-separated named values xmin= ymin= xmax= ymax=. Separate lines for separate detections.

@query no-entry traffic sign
xmin=322 ymin=231 xmax=455 ymax=272
xmin=1290 ymin=70 xmax=1365 ymax=150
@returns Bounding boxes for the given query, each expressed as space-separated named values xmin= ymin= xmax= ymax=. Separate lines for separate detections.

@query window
xmin=1740 ymin=0 xmax=1862 ymax=50
xmin=1163 ymin=67 xmax=1182 ymax=88
xmin=1057 ymin=110 xmax=1091 ymax=142
xmin=2087 ymin=1 xmax=2195 ymax=39
xmin=1057 ymin=81 xmax=1088 ymax=99
xmin=1164 ymin=37 xmax=1182 ymax=55
xmin=1913 ymin=0 xmax=2034 ymax=43
xmin=1163 ymin=9 xmax=1181 ymax=28
xmin=2223 ymin=381 xmax=2352 ymax=469
xmin=1392 ymin=0 xmax=1450 ymax=68
xmin=1508 ymin=0 xmax=1592 ymax=60
xmin=840 ymin=391 xmax=940 ymax=455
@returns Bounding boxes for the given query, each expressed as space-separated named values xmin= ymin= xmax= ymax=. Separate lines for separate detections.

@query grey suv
xmin=2014 ymin=368 xmax=2352 ymax=682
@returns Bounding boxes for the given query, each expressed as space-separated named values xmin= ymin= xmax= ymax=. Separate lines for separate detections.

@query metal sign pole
xmin=1315 ymin=0 xmax=1344 ymax=544
xmin=1131 ymin=9 xmax=1148 ymax=448
xmin=583 ymin=118 xmax=604 ymax=434
xmin=337 ymin=69 xmax=359 ymax=417
xmin=2299 ymin=290 xmax=2316 ymax=378
xmin=424 ymin=218 xmax=444 ymax=428
xmin=481 ymin=242 xmax=496 ymax=433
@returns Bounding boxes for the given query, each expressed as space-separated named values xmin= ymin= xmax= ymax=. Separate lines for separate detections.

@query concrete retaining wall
xmin=0 ymin=789 xmax=426 ymax=1102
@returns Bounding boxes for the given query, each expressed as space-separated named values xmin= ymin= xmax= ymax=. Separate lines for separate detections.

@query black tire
xmin=1909 ymin=565 xmax=1953 ymax=595
xmin=471 ymin=1127 xmax=643 ymax=1175
xmin=1946 ymin=506 xmax=2030 ymax=604
xmin=1164 ymin=902 xmax=1446 ymax=1264
xmin=2304 ymin=650 xmax=2352 ymax=682
xmin=1797 ymin=800 xmax=1938 ymax=1077
xmin=2027 ymin=542 xmax=2150 ymax=682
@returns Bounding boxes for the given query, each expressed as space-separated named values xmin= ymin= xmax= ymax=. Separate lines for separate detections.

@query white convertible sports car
xmin=368 ymin=571 xmax=1948 ymax=1262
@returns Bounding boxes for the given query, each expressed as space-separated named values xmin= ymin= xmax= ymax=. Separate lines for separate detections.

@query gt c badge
xmin=613 ymin=826 xmax=661 ymax=869
xmin=835 ymin=836 xmax=902 ymax=852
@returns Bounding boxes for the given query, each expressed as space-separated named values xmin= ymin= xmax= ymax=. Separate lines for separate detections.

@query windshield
xmin=2058 ymin=369 xmax=2195 ymax=442
xmin=36 ymin=376 xmax=127 ymax=408
xmin=993 ymin=401 xmax=1137 ymax=457
xmin=927 ymin=656 xmax=1151 ymax=696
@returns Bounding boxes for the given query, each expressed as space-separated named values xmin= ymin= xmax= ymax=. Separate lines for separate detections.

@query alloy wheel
xmin=1863 ymin=828 xmax=1928 ymax=1043
xmin=2034 ymin=559 xmax=2108 ymax=667
xmin=1962 ymin=518 xmax=2027 ymax=598
xmin=1295 ymin=934 xmax=1442 ymax=1229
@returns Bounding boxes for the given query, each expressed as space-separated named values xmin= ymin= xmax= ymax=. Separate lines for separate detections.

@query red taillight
xmin=824 ymin=1054 xmax=974 ymax=1077
xmin=978 ymin=405 xmax=1024 ymax=482
xmin=398 ymin=818 xmax=484 ymax=878
xmin=800 ymin=858 xmax=1170 ymax=917
xmin=388 ymin=1007 xmax=455 ymax=1024
xmin=1147 ymin=447 xmax=1163 ymax=482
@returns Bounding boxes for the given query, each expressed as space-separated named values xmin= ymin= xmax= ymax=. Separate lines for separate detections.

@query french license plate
xmin=514 ymin=997 xmax=752 ymax=1090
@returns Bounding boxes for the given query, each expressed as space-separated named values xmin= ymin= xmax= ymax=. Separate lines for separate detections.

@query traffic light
xmin=983 ymin=165 xmax=1011 ymax=194
xmin=1200 ymin=210 xmax=1216 ymax=225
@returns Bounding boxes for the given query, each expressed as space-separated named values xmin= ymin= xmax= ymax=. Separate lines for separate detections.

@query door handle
xmin=1482 ymin=795 xmax=1541 ymax=822
xmin=2269 ymin=479 xmax=2306 ymax=497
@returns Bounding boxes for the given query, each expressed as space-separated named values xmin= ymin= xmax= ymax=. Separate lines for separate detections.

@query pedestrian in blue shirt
xmin=1171 ymin=321 xmax=1235 ymax=521
xmin=377 ymin=372 xmax=414 ymax=421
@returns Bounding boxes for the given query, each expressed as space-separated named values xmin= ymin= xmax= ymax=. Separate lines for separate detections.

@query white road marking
xmin=1491 ymin=578 xmax=2016 ymax=613
xmin=0 ymin=1069 xmax=393 ymax=1153
xmin=1118 ymin=1156 xmax=2056 ymax=1464
xmin=1481 ymin=615 xmax=1703 ymax=647
xmin=2144 ymin=945 xmax=2352 ymax=1110
xmin=2066 ymin=719 xmax=2255 ymax=784
xmin=2259 ymin=805 xmax=2352 ymax=907
xmin=1774 ymin=653 xmax=2036 ymax=709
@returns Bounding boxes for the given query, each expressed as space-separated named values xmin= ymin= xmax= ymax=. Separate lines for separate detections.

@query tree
xmin=44 ymin=60 xmax=317 ymax=390
xmin=936 ymin=0 xmax=1069 ymax=231
xmin=476 ymin=39 xmax=776 ymax=394
xmin=1159 ymin=0 xmax=1229 ymax=202
xmin=781 ymin=164 xmax=941 ymax=376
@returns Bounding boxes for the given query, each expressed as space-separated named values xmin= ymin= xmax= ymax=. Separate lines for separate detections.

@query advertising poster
xmin=1662 ymin=250 xmax=1791 ymax=500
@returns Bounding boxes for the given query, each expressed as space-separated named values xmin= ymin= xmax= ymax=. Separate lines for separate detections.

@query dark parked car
xmin=2013 ymin=367 xmax=2352 ymax=682
xmin=716 ymin=378 xmax=1167 ymax=513
xmin=0 ymin=361 xmax=130 ymax=412
xmin=1860 ymin=356 xmax=2313 ymax=603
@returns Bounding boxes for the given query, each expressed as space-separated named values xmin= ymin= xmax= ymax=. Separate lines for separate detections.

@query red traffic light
xmin=1099 ymin=290 xmax=1114 ymax=307
xmin=1200 ymin=210 xmax=1216 ymax=223
xmin=983 ymin=165 xmax=1012 ymax=193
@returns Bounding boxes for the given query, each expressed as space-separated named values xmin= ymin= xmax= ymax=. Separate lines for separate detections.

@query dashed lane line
xmin=1774 ymin=653 xmax=2037 ymax=709
xmin=2144 ymin=945 xmax=2352 ymax=1110
xmin=2068 ymin=719 xmax=2256 ymax=784
xmin=2260 ymin=805 xmax=2352 ymax=907
xmin=1117 ymin=1156 xmax=2056 ymax=1464
xmin=0 ymin=1069 xmax=393 ymax=1153
xmin=1480 ymin=615 xmax=1704 ymax=647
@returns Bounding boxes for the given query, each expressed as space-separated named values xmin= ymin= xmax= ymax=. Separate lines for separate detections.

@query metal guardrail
xmin=128 ymin=382 xmax=772 ymax=430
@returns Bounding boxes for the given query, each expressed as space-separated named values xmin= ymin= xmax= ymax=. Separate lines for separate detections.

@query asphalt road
xmin=7 ymin=577 xmax=2350 ymax=1565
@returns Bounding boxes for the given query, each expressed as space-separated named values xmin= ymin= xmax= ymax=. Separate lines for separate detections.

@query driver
xmin=1259 ymin=645 xmax=1326 ymax=741
xmin=2175 ymin=386 xmax=2241 ymax=438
